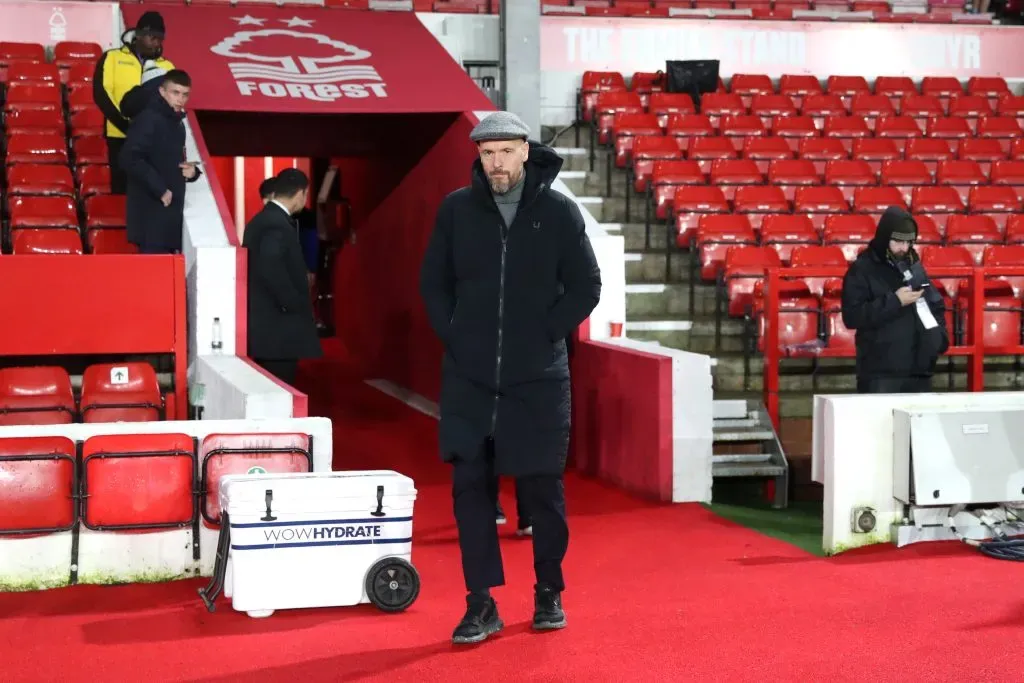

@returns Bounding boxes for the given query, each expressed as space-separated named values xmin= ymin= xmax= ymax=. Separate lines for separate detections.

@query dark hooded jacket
xmin=419 ymin=141 xmax=602 ymax=477
xmin=841 ymin=206 xmax=949 ymax=380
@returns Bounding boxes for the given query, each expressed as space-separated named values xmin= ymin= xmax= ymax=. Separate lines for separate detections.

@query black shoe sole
xmin=452 ymin=618 xmax=504 ymax=644
xmin=532 ymin=616 xmax=567 ymax=631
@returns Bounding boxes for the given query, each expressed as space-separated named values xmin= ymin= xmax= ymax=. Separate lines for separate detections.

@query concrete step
xmin=713 ymin=428 xmax=776 ymax=442
xmin=600 ymin=222 xmax=673 ymax=252
xmin=713 ymin=452 xmax=773 ymax=464
xmin=624 ymin=250 xmax=698 ymax=284
xmin=574 ymin=195 xmax=607 ymax=222
xmin=628 ymin=314 xmax=746 ymax=354
xmin=713 ymin=462 xmax=787 ymax=477
xmin=551 ymin=147 xmax=596 ymax=173
xmin=625 ymin=282 xmax=715 ymax=318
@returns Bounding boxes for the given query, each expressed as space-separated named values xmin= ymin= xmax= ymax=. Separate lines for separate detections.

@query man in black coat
xmin=841 ymin=206 xmax=949 ymax=393
xmin=243 ymin=168 xmax=323 ymax=385
xmin=119 ymin=69 xmax=200 ymax=254
xmin=419 ymin=111 xmax=602 ymax=645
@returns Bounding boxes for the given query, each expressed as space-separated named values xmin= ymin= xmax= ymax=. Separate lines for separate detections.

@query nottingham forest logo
xmin=210 ymin=15 xmax=388 ymax=103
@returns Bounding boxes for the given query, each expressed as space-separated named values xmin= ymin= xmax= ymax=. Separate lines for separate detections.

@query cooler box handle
xmin=371 ymin=485 xmax=385 ymax=517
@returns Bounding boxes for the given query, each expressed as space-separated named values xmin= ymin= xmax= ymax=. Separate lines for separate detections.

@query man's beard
xmin=489 ymin=170 xmax=520 ymax=195
xmin=889 ymin=249 xmax=911 ymax=262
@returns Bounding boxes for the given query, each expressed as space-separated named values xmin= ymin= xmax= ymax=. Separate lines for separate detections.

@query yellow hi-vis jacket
xmin=92 ymin=45 xmax=175 ymax=139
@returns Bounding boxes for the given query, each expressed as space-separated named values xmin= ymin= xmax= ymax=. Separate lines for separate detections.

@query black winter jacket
xmin=841 ymin=206 xmax=949 ymax=380
xmin=118 ymin=95 xmax=200 ymax=251
xmin=419 ymin=142 xmax=602 ymax=476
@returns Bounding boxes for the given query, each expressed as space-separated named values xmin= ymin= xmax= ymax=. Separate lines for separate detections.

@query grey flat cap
xmin=470 ymin=111 xmax=531 ymax=143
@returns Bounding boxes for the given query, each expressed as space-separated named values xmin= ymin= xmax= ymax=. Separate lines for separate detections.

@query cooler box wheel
xmin=364 ymin=556 xmax=420 ymax=612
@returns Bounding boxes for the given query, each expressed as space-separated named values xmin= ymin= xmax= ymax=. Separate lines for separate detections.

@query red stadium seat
xmin=0 ymin=41 xmax=46 ymax=64
xmin=4 ymin=81 xmax=62 ymax=112
xmin=755 ymin=291 xmax=821 ymax=356
xmin=977 ymin=117 xmax=1024 ymax=150
xmin=84 ymin=194 xmax=128 ymax=229
xmin=911 ymin=185 xmax=965 ymax=218
xmin=719 ymin=114 xmax=767 ymax=141
xmin=687 ymin=136 xmax=738 ymax=173
xmin=650 ymin=160 xmax=705 ymax=220
xmin=853 ymin=185 xmax=908 ymax=214
xmin=824 ymin=159 xmax=875 ymax=202
xmin=823 ymin=295 xmax=855 ymax=353
xmin=922 ymin=246 xmax=975 ymax=298
xmin=612 ymin=113 xmax=661 ymax=168
xmin=709 ymin=159 xmax=763 ymax=201
xmin=1014 ymin=139 xmax=1024 ymax=161
xmin=910 ymin=214 xmax=944 ymax=254
xmin=631 ymin=136 xmax=681 ymax=193
xmin=595 ymin=91 xmax=643 ymax=145
xmin=773 ymin=116 xmax=819 ymax=152
xmin=67 ymin=86 xmax=95 ymax=114
xmin=793 ymin=185 xmax=848 ymax=230
xmin=733 ymin=186 xmax=790 ymax=229
xmin=990 ymin=160 xmax=1024 ymax=204
xmin=1008 ymin=215 xmax=1024 ymax=245
xmin=666 ymin=114 xmax=715 ymax=152
xmin=0 ymin=367 xmax=75 ymax=426
xmin=875 ymin=76 xmax=917 ymax=105
xmin=967 ymin=76 xmax=1011 ymax=101
xmin=790 ymin=245 xmax=847 ymax=296
xmin=983 ymin=244 xmax=1024 ymax=297
xmin=11 ymin=229 xmax=84 ymax=255
xmin=824 ymin=214 xmax=875 ymax=261
xmin=80 ymin=362 xmax=163 ymax=423
xmin=780 ymin=74 xmax=823 ymax=107
xmin=802 ymin=93 xmax=847 ymax=126
xmin=958 ymin=138 xmax=1007 ymax=176
xmin=630 ymin=72 xmax=665 ymax=107
xmin=65 ymin=61 xmax=93 ymax=91
xmin=880 ymin=159 xmax=932 ymax=205
xmin=922 ymin=76 xmax=963 ymax=105
xmin=823 ymin=115 xmax=872 ymax=152
xmin=957 ymin=280 xmax=1021 ymax=352
xmin=5 ymin=61 xmax=60 ymax=84
xmin=696 ymin=214 xmax=758 ymax=281
xmin=700 ymin=92 xmax=747 ymax=127
xmin=768 ymin=158 xmax=820 ymax=200
xmin=948 ymin=95 xmax=992 ymax=127
xmin=730 ymin=73 xmax=775 ymax=107
xmin=648 ymin=93 xmax=695 ymax=128
xmin=4 ymin=108 xmax=64 ymax=136
xmin=874 ymin=116 xmax=924 ymax=153
xmin=88 ymin=228 xmax=138 ymax=255
xmin=70 ymin=108 xmax=105 ymax=138
xmin=4 ymin=133 xmax=68 ymax=165
xmin=927 ymin=117 xmax=973 ymax=140
xmin=996 ymin=94 xmax=1024 ymax=119
xmin=742 ymin=136 xmax=794 ymax=173
xmin=827 ymin=75 xmax=871 ymax=104
xmin=6 ymin=164 xmax=75 ymax=197
xmin=78 ymin=164 xmax=112 ymax=197
xmin=760 ymin=214 xmax=819 ymax=263
xmin=851 ymin=138 xmax=901 ymax=175
xmin=72 ymin=135 xmax=108 ymax=165
xmin=936 ymin=159 xmax=988 ymax=203
xmin=968 ymin=186 xmax=1022 ymax=232
xmin=580 ymin=71 xmax=627 ymax=122
xmin=723 ymin=246 xmax=782 ymax=317
xmin=750 ymin=94 xmax=798 ymax=127
xmin=53 ymin=41 xmax=103 ymax=67
xmin=905 ymin=138 xmax=955 ymax=175
xmin=0 ymin=436 xmax=77 ymax=534
xmin=9 ymin=196 xmax=77 ymax=229
xmin=673 ymin=186 xmax=730 ymax=248
xmin=945 ymin=214 xmax=1002 ymax=264
xmin=850 ymin=93 xmax=896 ymax=129
xmin=797 ymin=137 xmax=847 ymax=174
xmin=901 ymin=93 xmax=945 ymax=121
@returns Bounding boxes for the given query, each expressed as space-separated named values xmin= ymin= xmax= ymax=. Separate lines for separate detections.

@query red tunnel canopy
xmin=120 ymin=4 xmax=494 ymax=115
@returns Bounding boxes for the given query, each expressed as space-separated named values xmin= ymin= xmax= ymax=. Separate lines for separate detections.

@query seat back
xmin=80 ymin=363 xmax=162 ymax=423
xmin=0 ymin=367 xmax=75 ymax=425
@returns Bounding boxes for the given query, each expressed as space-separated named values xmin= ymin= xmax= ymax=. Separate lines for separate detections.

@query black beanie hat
xmin=136 ymin=11 xmax=166 ymax=38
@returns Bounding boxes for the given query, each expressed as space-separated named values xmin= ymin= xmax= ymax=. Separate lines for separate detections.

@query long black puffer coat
xmin=419 ymin=142 xmax=602 ymax=477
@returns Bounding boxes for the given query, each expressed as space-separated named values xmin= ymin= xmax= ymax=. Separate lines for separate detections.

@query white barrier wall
xmin=812 ymin=391 xmax=1024 ymax=555
xmin=194 ymin=355 xmax=298 ymax=419
xmin=0 ymin=417 xmax=333 ymax=590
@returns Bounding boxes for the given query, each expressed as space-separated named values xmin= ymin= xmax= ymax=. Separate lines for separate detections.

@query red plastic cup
xmin=610 ymin=321 xmax=624 ymax=337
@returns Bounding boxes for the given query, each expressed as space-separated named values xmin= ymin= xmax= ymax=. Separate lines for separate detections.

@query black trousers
xmin=857 ymin=376 xmax=933 ymax=394
xmin=488 ymin=476 xmax=530 ymax=527
xmin=452 ymin=438 xmax=569 ymax=594
xmin=107 ymin=137 xmax=127 ymax=195
xmin=254 ymin=359 xmax=298 ymax=386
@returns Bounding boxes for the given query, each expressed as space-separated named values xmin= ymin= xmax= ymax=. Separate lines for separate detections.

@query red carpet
xmin=2 ymin=350 xmax=1024 ymax=682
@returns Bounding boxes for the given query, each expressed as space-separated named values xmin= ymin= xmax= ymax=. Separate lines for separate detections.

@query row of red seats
xmin=1 ymin=227 xmax=133 ymax=255
xmin=3 ymin=163 xmax=111 ymax=199
xmin=4 ymin=106 xmax=104 ymax=140
xmin=0 ymin=363 xmax=163 ymax=425
xmin=664 ymin=184 xmax=1020 ymax=245
xmin=598 ymin=106 xmax=1023 ymax=148
xmin=634 ymin=138 xmax=1024 ymax=194
xmin=580 ymin=73 xmax=1015 ymax=122
xmin=3 ymin=81 xmax=100 ymax=116
xmin=1 ymin=193 xmax=128 ymax=253
xmin=4 ymin=133 xmax=109 ymax=166
xmin=0 ymin=41 xmax=101 ymax=79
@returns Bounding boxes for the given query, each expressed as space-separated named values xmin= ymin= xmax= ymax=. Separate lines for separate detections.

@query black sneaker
xmin=452 ymin=594 xmax=504 ymax=645
xmin=495 ymin=500 xmax=507 ymax=525
xmin=532 ymin=584 xmax=566 ymax=631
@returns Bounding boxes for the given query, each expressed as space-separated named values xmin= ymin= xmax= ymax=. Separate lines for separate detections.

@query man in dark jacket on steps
xmin=420 ymin=112 xmax=602 ymax=645
xmin=841 ymin=206 xmax=949 ymax=393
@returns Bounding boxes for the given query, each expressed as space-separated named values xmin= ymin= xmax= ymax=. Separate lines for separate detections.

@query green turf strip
xmin=705 ymin=479 xmax=826 ymax=557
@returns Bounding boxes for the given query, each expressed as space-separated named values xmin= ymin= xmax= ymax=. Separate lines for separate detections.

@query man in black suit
xmin=242 ymin=168 xmax=323 ymax=385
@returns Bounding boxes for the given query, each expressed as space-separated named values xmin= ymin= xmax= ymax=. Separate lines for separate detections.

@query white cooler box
xmin=198 ymin=470 xmax=419 ymax=619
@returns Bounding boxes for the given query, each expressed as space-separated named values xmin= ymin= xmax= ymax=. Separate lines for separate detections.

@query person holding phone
xmin=119 ymin=69 xmax=201 ymax=254
xmin=840 ymin=206 xmax=949 ymax=394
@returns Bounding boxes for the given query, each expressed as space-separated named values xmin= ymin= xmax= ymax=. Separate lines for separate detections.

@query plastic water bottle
xmin=211 ymin=317 xmax=223 ymax=353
